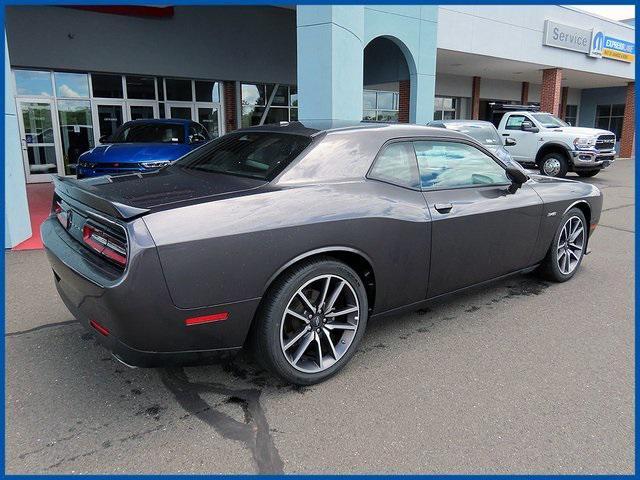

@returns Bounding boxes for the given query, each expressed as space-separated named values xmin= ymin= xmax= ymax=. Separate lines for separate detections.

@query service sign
xmin=543 ymin=20 xmax=591 ymax=53
xmin=543 ymin=20 xmax=635 ymax=63
xmin=601 ymin=36 xmax=635 ymax=63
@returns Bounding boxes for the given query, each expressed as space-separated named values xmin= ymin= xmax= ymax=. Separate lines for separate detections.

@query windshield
xmin=175 ymin=132 xmax=312 ymax=180
xmin=112 ymin=123 xmax=184 ymax=143
xmin=531 ymin=113 xmax=568 ymax=128
xmin=445 ymin=123 xmax=502 ymax=147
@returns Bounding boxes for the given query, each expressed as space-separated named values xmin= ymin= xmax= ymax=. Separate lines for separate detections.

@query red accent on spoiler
xmin=185 ymin=312 xmax=229 ymax=326
xmin=90 ymin=319 xmax=110 ymax=336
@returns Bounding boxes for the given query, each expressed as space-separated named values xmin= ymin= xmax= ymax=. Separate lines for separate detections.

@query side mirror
xmin=99 ymin=135 xmax=108 ymax=144
xmin=520 ymin=121 xmax=539 ymax=133
xmin=506 ymin=164 xmax=528 ymax=193
xmin=504 ymin=137 xmax=517 ymax=147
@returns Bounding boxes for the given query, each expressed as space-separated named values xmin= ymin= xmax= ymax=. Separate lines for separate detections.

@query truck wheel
xmin=577 ymin=170 xmax=600 ymax=178
xmin=253 ymin=257 xmax=368 ymax=385
xmin=537 ymin=208 xmax=587 ymax=282
xmin=540 ymin=153 xmax=568 ymax=178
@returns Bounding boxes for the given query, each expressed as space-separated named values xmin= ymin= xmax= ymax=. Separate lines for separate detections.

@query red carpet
xmin=12 ymin=183 xmax=55 ymax=251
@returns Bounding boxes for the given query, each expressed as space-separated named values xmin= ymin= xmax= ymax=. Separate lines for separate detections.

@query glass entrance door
xmin=128 ymin=102 xmax=157 ymax=120
xmin=93 ymin=102 xmax=124 ymax=142
xmin=17 ymin=99 xmax=63 ymax=183
xmin=167 ymin=103 xmax=194 ymax=120
xmin=196 ymin=105 xmax=221 ymax=138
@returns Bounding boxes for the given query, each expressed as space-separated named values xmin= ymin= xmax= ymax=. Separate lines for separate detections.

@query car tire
xmin=539 ymin=153 xmax=569 ymax=178
xmin=537 ymin=208 xmax=587 ymax=282
xmin=253 ymin=257 xmax=368 ymax=385
xmin=577 ymin=169 xmax=600 ymax=178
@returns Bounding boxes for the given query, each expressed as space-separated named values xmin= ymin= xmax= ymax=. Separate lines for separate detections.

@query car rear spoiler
xmin=52 ymin=176 xmax=150 ymax=221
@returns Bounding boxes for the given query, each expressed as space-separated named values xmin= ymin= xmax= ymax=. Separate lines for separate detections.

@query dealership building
xmin=4 ymin=4 xmax=636 ymax=247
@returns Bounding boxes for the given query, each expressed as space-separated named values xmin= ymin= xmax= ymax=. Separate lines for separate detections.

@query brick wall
xmin=540 ymin=68 xmax=562 ymax=115
xmin=223 ymin=81 xmax=237 ymax=133
xmin=559 ymin=86 xmax=568 ymax=120
xmin=620 ymin=82 xmax=635 ymax=158
xmin=398 ymin=79 xmax=410 ymax=123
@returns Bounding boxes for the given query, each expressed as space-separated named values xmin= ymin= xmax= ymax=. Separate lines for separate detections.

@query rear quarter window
xmin=368 ymin=142 xmax=420 ymax=189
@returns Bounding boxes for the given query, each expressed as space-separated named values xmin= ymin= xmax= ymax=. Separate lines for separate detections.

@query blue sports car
xmin=76 ymin=119 xmax=211 ymax=178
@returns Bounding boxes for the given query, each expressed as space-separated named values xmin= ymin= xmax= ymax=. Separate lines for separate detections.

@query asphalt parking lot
xmin=5 ymin=160 xmax=634 ymax=474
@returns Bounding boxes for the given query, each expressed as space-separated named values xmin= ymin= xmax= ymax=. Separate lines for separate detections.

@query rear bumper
xmin=41 ymin=216 xmax=258 ymax=368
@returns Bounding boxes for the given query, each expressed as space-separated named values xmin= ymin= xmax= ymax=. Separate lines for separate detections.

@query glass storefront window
xmin=91 ymin=74 xmax=123 ymax=98
xmin=57 ymin=100 xmax=94 ymax=175
xmin=595 ymin=104 xmax=624 ymax=138
xmin=363 ymin=110 xmax=377 ymax=121
xmin=565 ymin=105 xmax=578 ymax=126
xmin=434 ymin=96 xmax=466 ymax=120
xmin=377 ymin=111 xmax=399 ymax=122
xmin=14 ymin=70 xmax=53 ymax=97
xmin=264 ymin=107 xmax=289 ymax=124
xmin=198 ymin=107 xmax=220 ymax=137
xmin=272 ymin=85 xmax=289 ymax=106
xmin=241 ymin=83 xmax=297 ymax=127
xmin=169 ymin=106 xmax=192 ymax=120
xmin=55 ymin=72 xmax=89 ymax=98
xmin=362 ymin=89 xmax=400 ymax=122
xmin=97 ymin=105 xmax=124 ymax=140
xmin=13 ymin=69 xmax=223 ymax=180
xmin=242 ymin=106 xmax=265 ymax=128
xmin=166 ymin=78 xmax=192 ymax=101
xmin=130 ymin=105 xmax=155 ymax=120
xmin=126 ymin=76 xmax=156 ymax=100
xmin=377 ymin=92 xmax=396 ymax=111
xmin=195 ymin=81 xmax=220 ymax=103
xmin=242 ymin=84 xmax=266 ymax=106
xmin=363 ymin=91 xmax=377 ymax=110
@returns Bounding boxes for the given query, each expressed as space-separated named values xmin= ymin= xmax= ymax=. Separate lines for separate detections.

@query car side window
xmin=369 ymin=142 xmax=420 ymax=189
xmin=505 ymin=115 xmax=527 ymax=130
xmin=414 ymin=141 xmax=510 ymax=190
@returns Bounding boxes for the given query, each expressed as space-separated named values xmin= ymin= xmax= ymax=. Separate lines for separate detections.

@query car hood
xmin=81 ymin=143 xmax=193 ymax=163
xmin=78 ymin=165 xmax=267 ymax=211
xmin=544 ymin=126 xmax=614 ymax=137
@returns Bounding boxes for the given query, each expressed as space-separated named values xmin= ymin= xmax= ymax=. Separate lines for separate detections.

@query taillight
xmin=82 ymin=223 xmax=127 ymax=267
xmin=54 ymin=202 xmax=68 ymax=229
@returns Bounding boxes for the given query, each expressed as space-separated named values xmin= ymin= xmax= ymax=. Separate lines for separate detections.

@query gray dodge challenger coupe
xmin=42 ymin=121 xmax=603 ymax=385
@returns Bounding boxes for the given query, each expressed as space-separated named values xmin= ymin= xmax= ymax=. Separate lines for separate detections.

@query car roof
xmin=431 ymin=119 xmax=495 ymax=127
xmin=234 ymin=120 xmax=470 ymax=141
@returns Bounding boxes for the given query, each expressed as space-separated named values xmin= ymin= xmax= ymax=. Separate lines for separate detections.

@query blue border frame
xmin=1 ymin=0 xmax=637 ymax=477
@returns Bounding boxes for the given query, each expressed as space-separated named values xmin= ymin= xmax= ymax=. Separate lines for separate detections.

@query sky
xmin=568 ymin=5 xmax=635 ymax=21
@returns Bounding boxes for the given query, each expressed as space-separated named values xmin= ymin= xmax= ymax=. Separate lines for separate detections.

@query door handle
xmin=502 ymin=133 xmax=510 ymax=137
xmin=434 ymin=203 xmax=453 ymax=213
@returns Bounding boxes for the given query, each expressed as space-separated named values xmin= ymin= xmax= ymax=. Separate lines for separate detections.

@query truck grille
xmin=596 ymin=135 xmax=616 ymax=151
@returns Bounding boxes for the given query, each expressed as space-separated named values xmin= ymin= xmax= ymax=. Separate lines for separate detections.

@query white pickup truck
xmin=497 ymin=110 xmax=616 ymax=178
